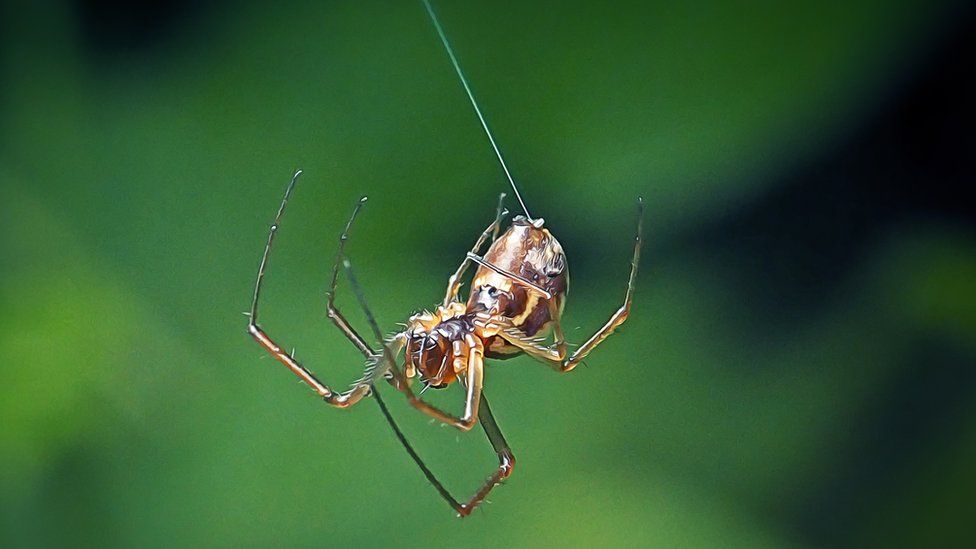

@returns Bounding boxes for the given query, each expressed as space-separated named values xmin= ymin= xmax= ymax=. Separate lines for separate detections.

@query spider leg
xmin=456 ymin=392 xmax=515 ymax=517
xmin=372 ymin=386 xmax=514 ymax=518
xmin=497 ymin=197 xmax=645 ymax=372
xmin=442 ymin=193 xmax=508 ymax=307
xmin=325 ymin=196 xmax=374 ymax=358
xmin=246 ymin=170 xmax=371 ymax=407
xmin=559 ymin=197 xmax=644 ymax=371
xmin=489 ymin=191 xmax=507 ymax=243
xmin=371 ymin=384 xmax=462 ymax=512
xmin=343 ymin=259 xmax=484 ymax=431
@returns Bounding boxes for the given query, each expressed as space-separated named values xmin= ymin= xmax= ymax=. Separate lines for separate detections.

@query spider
xmin=246 ymin=0 xmax=645 ymax=517
xmin=248 ymin=173 xmax=642 ymax=516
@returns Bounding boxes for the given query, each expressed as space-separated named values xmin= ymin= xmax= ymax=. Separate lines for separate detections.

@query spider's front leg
xmin=246 ymin=170 xmax=374 ymax=408
xmin=443 ymin=192 xmax=508 ymax=307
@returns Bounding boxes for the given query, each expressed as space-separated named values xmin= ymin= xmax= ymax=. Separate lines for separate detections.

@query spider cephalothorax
xmin=403 ymin=302 xmax=501 ymax=389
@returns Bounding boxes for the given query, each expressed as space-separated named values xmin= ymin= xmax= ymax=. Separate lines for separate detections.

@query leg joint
xmin=499 ymin=450 xmax=515 ymax=477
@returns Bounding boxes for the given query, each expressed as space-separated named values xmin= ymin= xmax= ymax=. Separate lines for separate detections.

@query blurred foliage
xmin=1 ymin=0 xmax=974 ymax=547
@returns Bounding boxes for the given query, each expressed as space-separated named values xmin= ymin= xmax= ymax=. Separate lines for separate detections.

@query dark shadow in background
xmin=77 ymin=0 xmax=200 ymax=55
xmin=665 ymin=4 xmax=975 ymax=544
xmin=670 ymin=5 xmax=974 ymax=334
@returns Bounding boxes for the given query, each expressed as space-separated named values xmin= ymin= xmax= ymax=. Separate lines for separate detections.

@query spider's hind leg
xmin=496 ymin=197 xmax=645 ymax=372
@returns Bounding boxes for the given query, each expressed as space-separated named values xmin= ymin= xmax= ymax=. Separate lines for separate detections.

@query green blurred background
xmin=2 ymin=0 xmax=974 ymax=546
